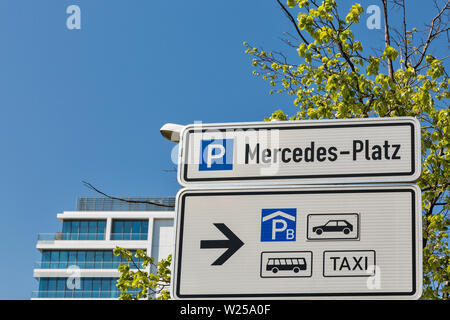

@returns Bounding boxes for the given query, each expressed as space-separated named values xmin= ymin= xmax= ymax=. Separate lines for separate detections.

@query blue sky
xmin=0 ymin=0 xmax=445 ymax=299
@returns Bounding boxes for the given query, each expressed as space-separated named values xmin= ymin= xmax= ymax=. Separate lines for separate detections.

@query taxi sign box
xmin=178 ymin=117 xmax=421 ymax=186
xmin=172 ymin=185 xmax=422 ymax=299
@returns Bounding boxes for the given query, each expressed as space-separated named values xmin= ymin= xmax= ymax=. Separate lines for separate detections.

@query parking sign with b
xmin=261 ymin=208 xmax=297 ymax=242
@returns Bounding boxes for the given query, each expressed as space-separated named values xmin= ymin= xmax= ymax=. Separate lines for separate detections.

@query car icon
xmin=266 ymin=257 xmax=307 ymax=274
xmin=312 ymin=220 xmax=353 ymax=235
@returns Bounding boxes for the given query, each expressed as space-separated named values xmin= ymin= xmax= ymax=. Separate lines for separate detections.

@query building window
xmin=39 ymin=250 xmax=145 ymax=269
xmin=62 ymin=220 xmax=106 ymax=240
xmin=37 ymin=277 xmax=127 ymax=298
xmin=111 ymin=220 xmax=148 ymax=240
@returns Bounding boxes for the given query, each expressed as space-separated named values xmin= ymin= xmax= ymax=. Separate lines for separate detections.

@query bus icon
xmin=266 ymin=257 xmax=307 ymax=274
xmin=260 ymin=251 xmax=312 ymax=278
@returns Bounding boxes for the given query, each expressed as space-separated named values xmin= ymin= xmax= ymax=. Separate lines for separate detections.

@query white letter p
xmin=272 ymin=219 xmax=287 ymax=240
xmin=206 ymin=144 xmax=225 ymax=168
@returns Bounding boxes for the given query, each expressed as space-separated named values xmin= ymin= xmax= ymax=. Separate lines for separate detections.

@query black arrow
xmin=200 ymin=223 xmax=244 ymax=266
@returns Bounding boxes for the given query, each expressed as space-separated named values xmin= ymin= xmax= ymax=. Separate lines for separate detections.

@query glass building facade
xmin=36 ymin=277 xmax=133 ymax=298
xmin=38 ymin=250 xmax=145 ymax=269
xmin=111 ymin=220 xmax=149 ymax=240
xmin=61 ymin=220 xmax=106 ymax=240
xmin=34 ymin=197 xmax=175 ymax=299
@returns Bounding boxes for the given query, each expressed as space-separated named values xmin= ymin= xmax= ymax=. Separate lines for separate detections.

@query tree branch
xmin=413 ymin=0 xmax=450 ymax=69
xmin=276 ymin=0 xmax=310 ymax=45
xmin=381 ymin=0 xmax=395 ymax=80
xmin=401 ymin=0 xmax=408 ymax=67
xmin=82 ymin=181 xmax=175 ymax=208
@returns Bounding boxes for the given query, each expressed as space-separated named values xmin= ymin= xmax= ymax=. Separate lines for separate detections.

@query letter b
xmin=286 ymin=228 xmax=295 ymax=240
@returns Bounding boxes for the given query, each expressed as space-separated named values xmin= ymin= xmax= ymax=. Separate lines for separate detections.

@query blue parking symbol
xmin=261 ymin=208 xmax=297 ymax=242
xmin=199 ymin=139 xmax=234 ymax=171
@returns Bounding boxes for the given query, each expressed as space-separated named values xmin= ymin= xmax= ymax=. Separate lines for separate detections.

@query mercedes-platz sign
xmin=178 ymin=117 xmax=420 ymax=186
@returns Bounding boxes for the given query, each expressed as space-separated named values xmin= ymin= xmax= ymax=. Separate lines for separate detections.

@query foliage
xmin=245 ymin=0 xmax=449 ymax=299
xmin=114 ymin=247 xmax=171 ymax=300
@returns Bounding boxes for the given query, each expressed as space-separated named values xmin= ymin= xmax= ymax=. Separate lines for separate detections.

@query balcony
xmin=34 ymin=261 xmax=142 ymax=269
xmin=31 ymin=290 xmax=121 ymax=299
xmin=37 ymin=232 xmax=151 ymax=243
xmin=77 ymin=197 xmax=175 ymax=212
xmin=37 ymin=233 xmax=106 ymax=243
xmin=37 ymin=233 xmax=151 ymax=245
xmin=110 ymin=233 xmax=148 ymax=241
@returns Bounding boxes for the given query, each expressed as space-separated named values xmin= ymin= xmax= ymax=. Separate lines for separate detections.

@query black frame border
xmin=182 ymin=122 xmax=416 ymax=182
xmin=174 ymin=188 xmax=417 ymax=298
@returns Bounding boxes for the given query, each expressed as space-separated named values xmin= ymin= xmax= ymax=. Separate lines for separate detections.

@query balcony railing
xmin=37 ymin=233 xmax=106 ymax=242
xmin=34 ymin=261 xmax=142 ymax=269
xmin=110 ymin=233 xmax=148 ymax=240
xmin=77 ymin=197 xmax=175 ymax=212
xmin=31 ymin=290 xmax=122 ymax=299
xmin=37 ymin=233 xmax=149 ymax=243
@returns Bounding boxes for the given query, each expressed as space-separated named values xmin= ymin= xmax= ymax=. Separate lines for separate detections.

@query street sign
xmin=178 ymin=117 xmax=421 ymax=186
xmin=172 ymin=185 xmax=422 ymax=299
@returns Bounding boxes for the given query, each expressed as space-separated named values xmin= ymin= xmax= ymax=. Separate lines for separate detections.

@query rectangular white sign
xmin=178 ymin=117 xmax=421 ymax=186
xmin=172 ymin=185 xmax=422 ymax=299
